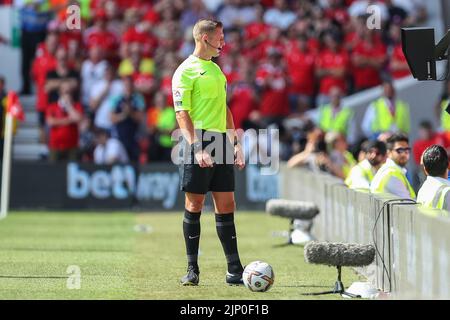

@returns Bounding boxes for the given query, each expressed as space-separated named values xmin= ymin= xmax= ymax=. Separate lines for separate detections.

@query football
xmin=242 ymin=261 xmax=275 ymax=292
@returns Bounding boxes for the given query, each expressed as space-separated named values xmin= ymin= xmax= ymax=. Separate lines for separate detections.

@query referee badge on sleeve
xmin=173 ymin=90 xmax=183 ymax=107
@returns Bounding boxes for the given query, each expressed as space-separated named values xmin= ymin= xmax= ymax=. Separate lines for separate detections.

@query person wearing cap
xmin=370 ymin=133 xmax=416 ymax=199
xmin=417 ymin=145 xmax=450 ymax=213
xmin=345 ymin=140 xmax=387 ymax=190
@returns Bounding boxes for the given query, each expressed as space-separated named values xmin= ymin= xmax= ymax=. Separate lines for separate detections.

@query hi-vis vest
xmin=440 ymin=99 xmax=450 ymax=131
xmin=342 ymin=151 xmax=357 ymax=179
xmin=371 ymin=98 xmax=410 ymax=134
xmin=417 ymin=176 xmax=450 ymax=210
xmin=371 ymin=161 xmax=416 ymax=199
xmin=319 ymin=104 xmax=353 ymax=135
xmin=345 ymin=159 xmax=374 ymax=189
xmin=418 ymin=181 xmax=450 ymax=210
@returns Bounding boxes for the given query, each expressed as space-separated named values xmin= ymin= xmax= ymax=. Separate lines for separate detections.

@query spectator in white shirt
xmin=417 ymin=145 xmax=450 ymax=212
xmin=217 ymin=0 xmax=240 ymax=30
xmin=93 ymin=128 xmax=129 ymax=165
xmin=81 ymin=45 xmax=108 ymax=108
xmin=89 ymin=64 xmax=124 ymax=130
xmin=264 ymin=0 xmax=297 ymax=31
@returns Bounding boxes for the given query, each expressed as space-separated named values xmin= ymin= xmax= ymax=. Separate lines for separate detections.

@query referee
xmin=172 ymin=19 xmax=246 ymax=286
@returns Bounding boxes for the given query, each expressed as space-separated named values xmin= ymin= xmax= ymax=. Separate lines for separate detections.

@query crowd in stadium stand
xmin=0 ymin=0 xmax=431 ymax=167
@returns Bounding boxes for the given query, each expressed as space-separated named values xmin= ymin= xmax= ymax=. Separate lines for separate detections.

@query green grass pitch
xmin=0 ymin=211 xmax=362 ymax=300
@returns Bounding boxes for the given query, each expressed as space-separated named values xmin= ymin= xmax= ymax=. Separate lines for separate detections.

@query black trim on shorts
xmin=179 ymin=130 xmax=235 ymax=194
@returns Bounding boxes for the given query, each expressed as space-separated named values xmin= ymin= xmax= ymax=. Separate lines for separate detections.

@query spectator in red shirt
xmin=104 ymin=0 xmax=124 ymax=36
xmin=343 ymin=15 xmax=366 ymax=52
xmin=285 ymin=34 xmax=316 ymax=112
xmin=351 ymin=28 xmax=387 ymax=92
xmin=84 ymin=9 xmax=119 ymax=63
xmin=288 ymin=19 xmax=321 ymax=54
xmin=244 ymin=4 xmax=270 ymax=54
xmin=388 ymin=23 xmax=411 ymax=79
xmin=325 ymin=0 xmax=350 ymax=27
xmin=220 ymin=28 xmax=244 ymax=59
xmin=122 ymin=18 xmax=159 ymax=58
xmin=229 ymin=58 xmax=257 ymax=129
xmin=220 ymin=53 xmax=241 ymax=87
xmin=316 ymin=31 xmax=350 ymax=107
xmin=413 ymin=121 xmax=450 ymax=166
xmin=159 ymin=53 xmax=178 ymax=107
xmin=46 ymin=81 xmax=83 ymax=162
xmin=32 ymin=32 xmax=58 ymax=142
xmin=256 ymin=26 xmax=285 ymax=62
xmin=48 ymin=18 xmax=83 ymax=68
xmin=255 ymin=49 xmax=290 ymax=125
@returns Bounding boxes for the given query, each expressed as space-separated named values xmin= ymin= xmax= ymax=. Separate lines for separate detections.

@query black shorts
xmin=179 ymin=130 xmax=235 ymax=194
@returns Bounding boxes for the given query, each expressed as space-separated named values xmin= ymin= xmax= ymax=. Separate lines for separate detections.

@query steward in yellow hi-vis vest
xmin=417 ymin=145 xmax=450 ymax=214
xmin=370 ymin=133 xmax=416 ymax=199
xmin=345 ymin=140 xmax=387 ymax=190
xmin=362 ymin=81 xmax=410 ymax=139
xmin=370 ymin=97 xmax=409 ymax=133
xmin=437 ymin=81 xmax=450 ymax=132
xmin=439 ymin=98 xmax=450 ymax=131
xmin=317 ymin=86 xmax=353 ymax=137
xmin=318 ymin=104 xmax=353 ymax=135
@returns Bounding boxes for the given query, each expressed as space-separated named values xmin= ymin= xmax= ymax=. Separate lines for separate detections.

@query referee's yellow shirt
xmin=172 ymin=55 xmax=227 ymax=133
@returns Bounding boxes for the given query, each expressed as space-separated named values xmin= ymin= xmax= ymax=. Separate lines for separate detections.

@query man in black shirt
xmin=110 ymin=77 xmax=145 ymax=162
xmin=45 ymin=46 xmax=79 ymax=104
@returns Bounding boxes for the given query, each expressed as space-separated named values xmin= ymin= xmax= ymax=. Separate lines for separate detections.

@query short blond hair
xmin=192 ymin=19 xmax=223 ymax=42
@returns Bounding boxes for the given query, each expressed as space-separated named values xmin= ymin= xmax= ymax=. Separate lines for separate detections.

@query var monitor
xmin=401 ymin=27 xmax=450 ymax=81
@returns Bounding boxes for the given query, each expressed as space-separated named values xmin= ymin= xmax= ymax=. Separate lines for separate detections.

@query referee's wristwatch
xmin=191 ymin=141 xmax=202 ymax=153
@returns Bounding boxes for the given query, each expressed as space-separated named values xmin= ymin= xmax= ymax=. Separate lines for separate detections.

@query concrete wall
xmin=0 ymin=6 xmax=21 ymax=92
xmin=280 ymin=165 xmax=450 ymax=299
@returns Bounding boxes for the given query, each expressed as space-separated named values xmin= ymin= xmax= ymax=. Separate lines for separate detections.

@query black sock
xmin=215 ymin=213 xmax=243 ymax=274
xmin=183 ymin=209 xmax=201 ymax=272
